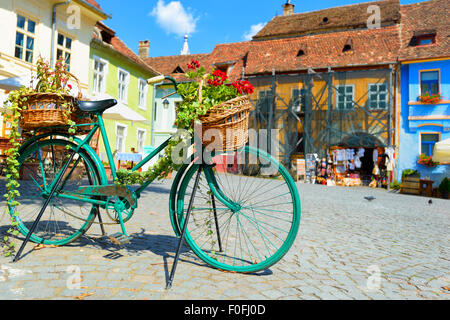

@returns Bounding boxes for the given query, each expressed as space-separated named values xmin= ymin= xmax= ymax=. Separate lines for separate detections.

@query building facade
xmin=0 ymin=0 xmax=107 ymax=137
xmin=88 ymin=23 xmax=158 ymax=161
xmin=396 ymin=0 xmax=450 ymax=185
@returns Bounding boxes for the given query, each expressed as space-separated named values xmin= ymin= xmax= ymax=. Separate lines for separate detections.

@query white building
xmin=0 ymin=0 xmax=108 ymax=137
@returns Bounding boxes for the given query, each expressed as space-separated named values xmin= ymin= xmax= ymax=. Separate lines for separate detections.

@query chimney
xmin=283 ymin=1 xmax=295 ymax=16
xmin=139 ymin=40 xmax=150 ymax=58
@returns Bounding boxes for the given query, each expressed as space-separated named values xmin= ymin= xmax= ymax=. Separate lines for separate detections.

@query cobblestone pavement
xmin=0 ymin=178 xmax=449 ymax=300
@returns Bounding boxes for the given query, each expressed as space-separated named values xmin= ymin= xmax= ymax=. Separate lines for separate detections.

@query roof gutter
xmin=77 ymin=0 xmax=111 ymax=19
xmin=51 ymin=0 xmax=71 ymax=67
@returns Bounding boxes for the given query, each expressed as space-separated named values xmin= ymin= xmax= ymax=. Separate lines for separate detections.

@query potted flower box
xmin=418 ymin=92 xmax=442 ymax=104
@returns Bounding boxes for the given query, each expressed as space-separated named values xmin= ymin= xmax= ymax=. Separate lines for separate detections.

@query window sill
xmin=408 ymin=100 xmax=450 ymax=106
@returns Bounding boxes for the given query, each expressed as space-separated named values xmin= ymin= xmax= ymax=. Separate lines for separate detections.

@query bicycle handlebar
xmin=147 ymin=75 xmax=166 ymax=84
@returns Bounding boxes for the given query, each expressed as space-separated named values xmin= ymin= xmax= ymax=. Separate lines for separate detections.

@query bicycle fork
xmin=13 ymin=151 xmax=76 ymax=262
xmin=166 ymin=165 xmax=203 ymax=289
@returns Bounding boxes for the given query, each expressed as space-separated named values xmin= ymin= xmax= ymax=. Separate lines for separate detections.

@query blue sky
xmin=98 ymin=0 xmax=423 ymax=58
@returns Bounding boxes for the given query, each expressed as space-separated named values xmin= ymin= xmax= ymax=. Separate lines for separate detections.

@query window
xmin=118 ymin=69 xmax=129 ymax=103
xmin=56 ymin=33 xmax=72 ymax=70
xmin=291 ymin=89 xmax=306 ymax=112
xmin=138 ymin=79 xmax=147 ymax=109
xmin=137 ymin=129 xmax=146 ymax=153
xmin=420 ymin=133 xmax=440 ymax=156
xmin=93 ymin=57 xmax=107 ymax=94
xmin=258 ymin=90 xmax=272 ymax=114
xmin=153 ymin=102 xmax=158 ymax=122
xmin=15 ymin=14 xmax=36 ymax=63
xmin=336 ymin=85 xmax=354 ymax=110
xmin=416 ymin=34 xmax=436 ymax=46
xmin=115 ymin=124 xmax=127 ymax=153
xmin=368 ymin=83 xmax=388 ymax=109
xmin=420 ymin=70 xmax=439 ymax=95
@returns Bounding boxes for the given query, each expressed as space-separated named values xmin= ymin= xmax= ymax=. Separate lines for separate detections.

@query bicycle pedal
xmin=108 ymin=233 xmax=130 ymax=246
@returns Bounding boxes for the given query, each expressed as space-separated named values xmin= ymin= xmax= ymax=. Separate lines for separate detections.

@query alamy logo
xmin=66 ymin=4 xmax=81 ymax=30
xmin=367 ymin=5 xmax=381 ymax=29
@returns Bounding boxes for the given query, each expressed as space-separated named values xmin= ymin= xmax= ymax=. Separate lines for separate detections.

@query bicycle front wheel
xmin=9 ymin=138 xmax=102 ymax=245
xmin=176 ymin=146 xmax=301 ymax=273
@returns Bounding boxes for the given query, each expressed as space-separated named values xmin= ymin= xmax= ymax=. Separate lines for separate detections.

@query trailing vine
xmin=115 ymin=59 xmax=254 ymax=186
xmin=1 ymin=56 xmax=76 ymax=256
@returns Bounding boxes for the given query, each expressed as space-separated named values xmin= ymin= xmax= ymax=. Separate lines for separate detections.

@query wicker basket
xmin=198 ymin=95 xmax=252 ymax=151
xmin=20 ymin=71 xmax=84 ymax=132
xmin=19 ymin=93 xmax=75 ymax=130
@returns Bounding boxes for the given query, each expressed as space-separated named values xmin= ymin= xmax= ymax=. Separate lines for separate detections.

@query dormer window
xmin=297 ymin=44 xmax=307 ymax=57
xmin=173 ymin=66 xmax=184 ymax=73
xmin=343 ymin=38 xmax=353 ymax=52
xmin=416 ymin=34 xmax=436 ymax=46
xmin=409 ymin=30 xmax=437 ymax=47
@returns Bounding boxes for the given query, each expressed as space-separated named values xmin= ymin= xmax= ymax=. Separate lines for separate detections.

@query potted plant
xmin=418 ymin=92 xmax=442 ymax=104
xmin=438 ymin=177 xmax=450 ymax=199
xmin=418 ymin=153 xmax=439 ymax=167
xmin=115 ymin=59 xmax=254 ymax=186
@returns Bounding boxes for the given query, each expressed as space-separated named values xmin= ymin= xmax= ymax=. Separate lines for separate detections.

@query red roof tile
xmin=85 ymin=0 xmax=102 ymax=10
xmin=254 ymin=0 xmax=401 ymax=40
xmin=144 ymin=54 xmax=210 ymax=82
xmin=399 ymin=0 xmax=450 ymax=61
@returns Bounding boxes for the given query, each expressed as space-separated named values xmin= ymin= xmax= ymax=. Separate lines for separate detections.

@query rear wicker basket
xmin=19 ymin=72 xmax=94 ymax=133
xmin=198 ymin=95 xmax=252 ymax=151
xmin=19 ymin=93 xmax=74 ymax=130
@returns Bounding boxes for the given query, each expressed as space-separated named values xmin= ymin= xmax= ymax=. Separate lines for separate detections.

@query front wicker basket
xmin=198 ymin=95 xmax=252 ymax=151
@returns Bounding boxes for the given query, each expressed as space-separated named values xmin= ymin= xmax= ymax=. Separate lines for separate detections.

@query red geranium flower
xmin=187 ymin=59 xmax=200 ymax=70
xmin=207 ymin=69 xmax=228 ymax=86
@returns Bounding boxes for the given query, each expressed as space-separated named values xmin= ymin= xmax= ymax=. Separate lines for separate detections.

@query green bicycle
xmin=9 ymin=75 xmax=301 ymax=287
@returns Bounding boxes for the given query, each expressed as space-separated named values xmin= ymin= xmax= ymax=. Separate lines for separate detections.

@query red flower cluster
xmin=207 ymin=70 xmax=228 ymax=86
xmin=419 ymin=91 xmax=442 ymax=104
xmin=232 ymin=80 xmax=254 ymax=95
xmin=187 ymin=59 xmax=200 ymax=70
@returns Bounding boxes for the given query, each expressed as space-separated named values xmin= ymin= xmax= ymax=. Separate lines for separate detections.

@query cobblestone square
xmin=0 ymin=179 xmax=449 ymax=300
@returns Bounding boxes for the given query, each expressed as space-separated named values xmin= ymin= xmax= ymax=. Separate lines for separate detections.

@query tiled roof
xmin=246 ymin=26 xmax=400 ymax=74
xmin=206 ymin=42 xmax=253 ymax=81
xmin=399 ymin=0 xmax=450 ymax=61
xmin=93 ymin=24 xmax=159 ymax=75
xmin=253 ymin=0 xmax=401 ymax=40
xmin=85 ymin=0 xmax=102 ymax=10
xmin=144 ymin=54 xmax=210 ymax=82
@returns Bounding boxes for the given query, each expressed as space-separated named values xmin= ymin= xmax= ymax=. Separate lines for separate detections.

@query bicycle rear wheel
xmin=10 ymin=138 xmax=102 ymax=245
xmin=175 ymin=146 xmax=301 ymax=273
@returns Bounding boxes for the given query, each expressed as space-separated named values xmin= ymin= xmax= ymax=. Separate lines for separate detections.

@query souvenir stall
xmin=320 ymin=133 xmax=394 ymax=188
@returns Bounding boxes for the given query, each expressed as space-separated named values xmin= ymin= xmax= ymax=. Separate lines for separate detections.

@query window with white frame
xmin=115 ymin=124 xmax=127 ymax=153
xmin=138 ymin=79 xmax=147 ymax=109
xmin=118 ymin=69 xmax=129 ymax=103
xmin=93 ymin=57 xmax=107 ymax=94
xmin=15 ymin=14 xmax=36 ymax=63
xmin=368 ymin=83 xmax=388 ymax=110
xmin=56 ymin=32 xmax=72 ymax=70
xmin=137 ymin=129 xmax=146 ymax=153
xmin=336 ymin=85 xmax=354 ymax=110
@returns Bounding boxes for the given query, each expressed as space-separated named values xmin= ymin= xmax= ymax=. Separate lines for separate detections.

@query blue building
xmin=397 ymin=0 xmax=450 ymax=186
